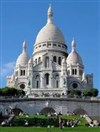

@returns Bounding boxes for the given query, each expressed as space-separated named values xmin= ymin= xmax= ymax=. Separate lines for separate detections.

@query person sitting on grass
xmin=24 ymin=119 xmax=29 ymax=126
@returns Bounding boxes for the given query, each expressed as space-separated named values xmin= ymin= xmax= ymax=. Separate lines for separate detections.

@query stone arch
xmin=73 ymin=108 xmax=87 ymax=115
xmin=40 ymin=107 xmax=56 ymax=114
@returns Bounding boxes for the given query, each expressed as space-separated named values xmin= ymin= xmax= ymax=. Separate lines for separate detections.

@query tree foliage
xmin=83 ymin=88 xmax=99 ymax=97
xmin=0 ymin=87 xmax=25 ymax=96
xmin=68 ymin=88 xmax=99 ymax=97
xmin=68 ymin=90 xmax=81 ymax=96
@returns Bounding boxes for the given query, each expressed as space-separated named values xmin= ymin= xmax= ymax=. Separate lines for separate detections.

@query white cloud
xmin=0 ymin=62 xmax=15 ymax=78
xmin=0 ymin=62 xmax=15 ymax=87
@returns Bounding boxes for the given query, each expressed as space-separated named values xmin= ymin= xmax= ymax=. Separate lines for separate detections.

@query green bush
xmin=10 ymin=115 xmax=86 ymax=127
xmin=10 ymin=116 xmax=63 ymax=127
xmin=68 ymin=90 xmax=81 ymax=97
xmin=0 ymin=87 xmax=25 ymax=96
xmin=83 ymin=88 xmax=99 ymax=97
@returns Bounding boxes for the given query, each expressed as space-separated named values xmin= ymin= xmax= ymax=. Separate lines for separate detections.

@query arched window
xmin=56 ymin=80 xmax=59 ymax=88
xmin=20 ymin=70 xmax=25 ymax=76
xmin=23 ymin=70 xmax=25 ymax=75
xmin=58 ymin=57 xmax=61 ymax=65
xmin=72 ymin=69 xmax=77 ymax=75
xmin=72 ymin=69 xmax=74 ymax=75
xmin=75 ymin=69 xmax=77 ymax=75
xmin=45 ymin=57 xmax=49 ymax=67
xmin=45 ymin=73 xmax=49 ymax=85
xmin=38 ymin=57 xmax=41 ymax=63
xmin=55 ymin=75 xmax=59 ymax=88
xmin=35 ymin=59 xmax=37 ymax=64
xmin=53 ymin=56 xmax=56 ymax=62
xmin=36 ymin=75 xmax=40 ymax=88
xmin=36 ymin=81 xmax=39 ymax=88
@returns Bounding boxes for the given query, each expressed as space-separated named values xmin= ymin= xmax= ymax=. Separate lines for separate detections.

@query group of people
xmin=88 ymin=120 xmax=100 ymax=127
xmin=59 ymin=117 xmax=79 ymax=129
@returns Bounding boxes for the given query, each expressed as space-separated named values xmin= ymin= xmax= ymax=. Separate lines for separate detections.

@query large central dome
xmin=35 ymin=6 xmax=66 ymax=45
xmin=35 ymin=23 xmax=65 ymax=44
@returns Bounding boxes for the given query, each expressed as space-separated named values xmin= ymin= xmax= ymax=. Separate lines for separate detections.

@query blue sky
xmin=0 ymin=0 xmax=100 ymax=94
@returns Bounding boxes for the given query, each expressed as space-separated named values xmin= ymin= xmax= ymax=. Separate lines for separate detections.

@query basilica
xmin=7 ymin=6 xmax=93 ymax=97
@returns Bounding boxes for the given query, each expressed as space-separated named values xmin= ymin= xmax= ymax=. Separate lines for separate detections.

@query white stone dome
xmin=35 ymin=6 xmax=66 ymax=44
xmin=16 ymin=41 xmax=30 ymax=66
xmin=35 ymin=23 xmax=65 ymax=44
xmin=67 ymin=51 xmax=83 ymax=66
xmin=67 ymin=40 xmax=83 ymax=66
xmin=16 ymin=53 xmax=30 ymax=66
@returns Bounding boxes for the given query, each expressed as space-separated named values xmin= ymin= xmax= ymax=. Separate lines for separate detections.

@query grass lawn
xmin=1 ymin=115 xmax=99 ymax=132
xmin=0 ymin=126 xmax=100 ymax=132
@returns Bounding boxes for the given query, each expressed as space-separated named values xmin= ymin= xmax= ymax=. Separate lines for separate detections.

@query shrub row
xmin=10 ymin=117 xmax=60 ymax=126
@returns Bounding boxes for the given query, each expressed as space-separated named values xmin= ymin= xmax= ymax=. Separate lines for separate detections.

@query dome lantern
xmin=23 ymin=41 xmax=27 ymax=53
xmin=47 ymin=4 xmax=53 ymax=24
xmin=71 ymin=39 xmax=76 ymax=52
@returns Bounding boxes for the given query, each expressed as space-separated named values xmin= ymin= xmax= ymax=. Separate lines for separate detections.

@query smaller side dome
xmin=16 ymin=41 xmax=30 ymax=66
xmin=67 ymin=39 xmax=83 ymax=66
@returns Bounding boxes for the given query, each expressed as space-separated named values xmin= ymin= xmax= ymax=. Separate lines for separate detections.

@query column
xmin=40 ymin=73 xmax=44 ymax=88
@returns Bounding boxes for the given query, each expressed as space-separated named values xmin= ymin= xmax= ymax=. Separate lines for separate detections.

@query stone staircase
xmin=84 ymin=115 xmax=92 ymax=123
xmin=6 ymin=114 xmax=15 ymax=125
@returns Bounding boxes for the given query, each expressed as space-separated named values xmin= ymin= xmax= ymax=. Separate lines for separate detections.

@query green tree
xmin=0 ymin=89 xmax=2 ymax=95
xmin=0 ymin=87 xmax=25 ymax=96
xmin=73 ymin=90 xmax=81 ymax=96
xmin=83 ymin=90 xmax=89 ymax=97
xmin=89 ymin=88 xmax=99 ymax=97
xmin=69 ymin=90 xmax=81 ymax=96
xmin=83 ymin=88 xmax=99 ymax=97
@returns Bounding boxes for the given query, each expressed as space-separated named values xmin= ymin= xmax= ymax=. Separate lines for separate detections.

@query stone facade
xmin=7 ymin=6 xmax=93 ymax=97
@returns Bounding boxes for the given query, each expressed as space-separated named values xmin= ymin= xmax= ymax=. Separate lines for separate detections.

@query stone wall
xmin=0 ymin=97 xmax=100 ymax=119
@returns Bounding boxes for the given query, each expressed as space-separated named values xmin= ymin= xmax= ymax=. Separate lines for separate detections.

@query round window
xmin=20 ymin=84 xmax=25 ymax=89
xmin=72 ymin=83 xmax=78 ymax=88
